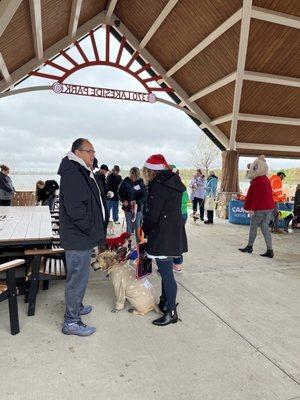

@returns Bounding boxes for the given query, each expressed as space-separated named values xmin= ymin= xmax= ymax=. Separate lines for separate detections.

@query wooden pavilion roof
xmin=0 ymin=0 xmax=299 ymax=158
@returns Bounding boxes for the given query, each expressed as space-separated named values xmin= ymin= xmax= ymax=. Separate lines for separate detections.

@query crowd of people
xmin=2 ymin=142 xmax=299 ymax=337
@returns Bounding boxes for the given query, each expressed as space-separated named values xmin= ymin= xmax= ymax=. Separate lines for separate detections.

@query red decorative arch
xmin=30 ymin=26 xmax=173 ymax=95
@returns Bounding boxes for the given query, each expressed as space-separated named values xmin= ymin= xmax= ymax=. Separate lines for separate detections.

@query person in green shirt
xmin=170 ymin=165 xmax=188 ymax=273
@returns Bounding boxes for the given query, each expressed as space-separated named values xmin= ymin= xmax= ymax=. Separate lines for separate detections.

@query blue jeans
xmin=108 ymin=200 xmax=119 ymax=222
xmin=125 ymin=210 xmax=142 ymax=241
xmin=64 ymin=249 xmax=92 ymax=323
xmin=156 ymin=257 xmax=177 ymax=312
xmin=173 ymin=213 xmax=188 ymax=265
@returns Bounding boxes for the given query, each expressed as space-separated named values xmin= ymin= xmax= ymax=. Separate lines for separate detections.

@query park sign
xmin=52 ymin=82 xmax=157 ymax=104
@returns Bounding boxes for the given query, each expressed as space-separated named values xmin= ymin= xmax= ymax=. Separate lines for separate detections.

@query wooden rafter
xmin=106 ymin=0 xmax=119 ymax=23
xmin=0 ymin=0 xmax=22 ymax=37
xmin=29 ymin=0 xmax=43 ymax=60
xmin=139 ymin=0 xmax=178 ymax=50
xmin=229 ymin=0 xmax=252 ymax=150
xmin=0 ymin=52 xmax=11 ymax=83
xmin=244 ymin=71 xmax=300 ymax=88
xmin=239 ymin=114 xmax=300 ymax=126
xmin=68 ymin=0 xmax=82 ymax=38
xmin=237 ymin=142 xmax=300 ymax=152
xmin=0 ymin=11 xmax=107 ymax=92
xmin=252 ymin=6 xmax=300 ymax=29
xmin=166 ymin=9 xmax=242 ymax=78
xmin=111 ymin=14 xmax=229 ymax=148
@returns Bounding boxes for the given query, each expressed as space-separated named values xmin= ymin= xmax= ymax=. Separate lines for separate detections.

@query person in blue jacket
xmin=204 ymin=171 xmax=218 ymax=224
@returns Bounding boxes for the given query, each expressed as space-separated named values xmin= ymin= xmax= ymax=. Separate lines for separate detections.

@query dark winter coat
xmin=142 ymin=170 xmax=188 ymax=257
xmin=107 ymin=172 xmax=122 ymax=201
xmin=58 ymin=156 xmax=108 ymax=250
xmin=118 ymin=177 xmax=147 ymax=212
xmin=95 ymin=172 xmax=108 ymax=195
xmin=36 ymin=180 xmax=59 ymax=203
xmin=0 ymin=172 xmax=14 ymax=200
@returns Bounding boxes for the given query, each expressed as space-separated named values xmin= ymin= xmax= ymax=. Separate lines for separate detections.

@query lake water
xmin=10 ymin=174 xmax=60 ymax=191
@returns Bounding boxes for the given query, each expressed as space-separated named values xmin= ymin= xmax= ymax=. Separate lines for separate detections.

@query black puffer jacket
xmin=118 ymin=177 xmax=147 ymax=212
xmin=143 ymin=170 xmax=188 ymax=257
xmin=107 ymin=172 xmax=122 ymax=201
xmin=58 ymin=156 xmax=108 ymax=250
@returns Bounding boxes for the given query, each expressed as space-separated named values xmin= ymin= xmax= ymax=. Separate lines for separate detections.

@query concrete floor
xmin=1 ymin=219 xmax=300 ymax=400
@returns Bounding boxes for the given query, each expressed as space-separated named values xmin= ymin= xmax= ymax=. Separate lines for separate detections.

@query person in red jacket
xmin=239 ymin=155 xmax=275 ymax=258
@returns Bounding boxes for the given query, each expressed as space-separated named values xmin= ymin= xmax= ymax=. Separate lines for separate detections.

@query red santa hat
xmin=144 ymin=154 xmax=170 ymax=170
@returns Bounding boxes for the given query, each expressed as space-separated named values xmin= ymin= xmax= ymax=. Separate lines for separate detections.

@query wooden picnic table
xmin=0 ymin=206 xmax=53 ymax=247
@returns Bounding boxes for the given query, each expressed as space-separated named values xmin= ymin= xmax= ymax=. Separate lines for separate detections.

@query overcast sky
xmin=1 ymin=28 xmax=299 ymax=173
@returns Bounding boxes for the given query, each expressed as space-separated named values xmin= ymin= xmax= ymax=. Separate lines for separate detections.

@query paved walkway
xmin=1 ymin=219 xmax=300 ymax=400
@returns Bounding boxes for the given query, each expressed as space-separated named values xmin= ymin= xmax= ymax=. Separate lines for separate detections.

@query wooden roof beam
xmin=0 ymin=0 xmax=23 ymax=37
xmin=106 ymin=0 xmax=119 ymax=23
xmin=0 ymin=11 xmax=106 ymax=92
xmin=206 ymin=113 xmax=300 ymax=127
xmin=252 ymin=6 xmax=300 ymax=29
xmin=239 ymin=113 xmax=300 ymax=126
xmin=165 ymin=9 xmax=242 ymax=78
xmin=0 ymin=52 xmax=11 ymax=83
xmin=229 ymin=0 xmax=252 ymax=150
xmin=69 ymin=0 xmax=83 ymax=39
xmin=186 ymin=72 xmax=236 ymax=105
xmin=111 ymin=14 xmax=229 ymax=148
xmin=237 ymin=143 xmax=300 ymax=153
xmin=29 ymin=0 xmax=43 ymax=61
xmin=139 ymin=0 xmax=178 ymax=50
xmin=244 ymin=71 xmax=300 ymax=88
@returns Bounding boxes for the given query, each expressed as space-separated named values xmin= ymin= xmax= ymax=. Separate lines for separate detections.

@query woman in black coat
xmin=118 ymin=167 xmax=147 ymax=242
xmin=142 ymin=154 xmax=188 ymax=326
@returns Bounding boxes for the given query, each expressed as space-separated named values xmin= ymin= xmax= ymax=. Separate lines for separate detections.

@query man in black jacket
xmin=95 ymin=164 xmax=109 ymax=195
xmin=107 ymin=165 xmax=122 ymax=223
xmin=58 ymin=138 xmax=108 ymax=336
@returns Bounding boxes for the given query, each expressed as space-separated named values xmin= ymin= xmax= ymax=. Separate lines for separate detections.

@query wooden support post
xmin=27 ymin=255 xmax=41 ymax=316
xmin=217 ymin=150 xmax=240 ymax=219
xmin=6 ymin=268 xmax=20 ymax=335
xmin=220 ymin=150 xmax=240 ymax=193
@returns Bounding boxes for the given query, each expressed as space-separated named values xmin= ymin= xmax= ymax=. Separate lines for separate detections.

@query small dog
xmin=96 ymin=248 xmax=160 ymax=316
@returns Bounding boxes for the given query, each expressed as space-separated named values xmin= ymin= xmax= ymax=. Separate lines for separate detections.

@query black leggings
xmin=193 ymin=197 xmax=204 ymax=220
xmin=156 ymin=258 xmax=177 ymax=312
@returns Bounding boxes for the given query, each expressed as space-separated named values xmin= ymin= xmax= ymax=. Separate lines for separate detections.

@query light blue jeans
xmin=108 ymin=200 xmax=119 ymax=222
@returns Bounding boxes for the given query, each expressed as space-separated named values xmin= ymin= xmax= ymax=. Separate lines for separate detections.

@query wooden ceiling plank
xmin=69 ymin=0 xmax=83 ymax=39
xmin=210 ymin=114 xmax=233 ymax=126
xmin=188 ymin=72 xmax=236 ymax=103
xmin=166 ymin=8 xmax=242 ymax=78
xmin=106 ymin=0 xmax=119 ymax=23
xmin=0 ymin=10 xmax=106 ymax=92
xmin=244 ymin=71 xmax=300 ymax=88
xmin=109 ymin=15 xmax=229 ymax=147
xmin=252 ymin=6 xmax=300 ymax=29
xmin=239 ymin=113 xmax=300 ymax=126
xmin=0 ymin=0 xmax=23 ymax=37
xmin=139 ymin=0 xmax=178 ymax=50
xmin=0 ymin=52 xmax=11 ymax=83
xmin=111 ymin=13 xmax=229 ymax=148
xmin=237 ymin=142 xmax=300 ymax=152
xmin=229 ymin=0 xmax=252 ymax=150
xmin=29 ymin=0 xmax=43 ymax=61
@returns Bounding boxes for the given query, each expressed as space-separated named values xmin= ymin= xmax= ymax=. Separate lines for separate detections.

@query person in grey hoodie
xmin=58 ymin=138 xmax=108 ymax=336
xmin=0 ymin=164 xmax=15 ymax=206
